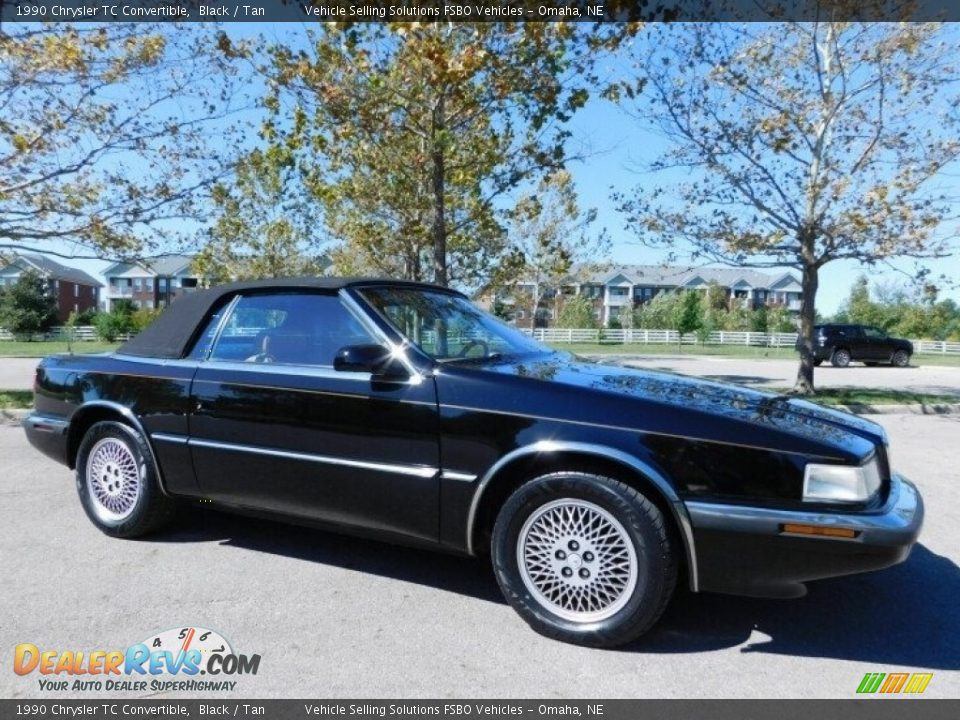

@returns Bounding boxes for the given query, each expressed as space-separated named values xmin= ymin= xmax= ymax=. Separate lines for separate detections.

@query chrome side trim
xmin=110 ymin=355 xmax=201 ymax=369
xmin=195 ymin=360 xmax=373 ymax=384
xmin=464 ymin=440 xmax=700 ymax=592
xmin=151 ymin=433 xmax=189 ymax=445
xmin=188 ymin=437 xmax=438 ymax=479
xmin=440 ymin=470 xmax=477 ymax=482
xmin=25 ymin=414 xmax=69 ymax=434
xmin=69 ymin=401 xmax=172 ymax=498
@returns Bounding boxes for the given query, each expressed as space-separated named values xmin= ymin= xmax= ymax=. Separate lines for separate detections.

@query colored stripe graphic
xmin=880 ymin=673 xmax=909 ymax=693
xmin=904 ymin=673 xmax=934 ymax=694
xmin=857 ymin=673 xmax=885 ymax=694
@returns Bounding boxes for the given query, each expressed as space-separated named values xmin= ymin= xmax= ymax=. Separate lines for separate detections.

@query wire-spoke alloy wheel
xmin=76 ymin=421 xmax=174 ymax=537
xmin=892 ymin=350 xmax=911 ymax=367
xmin=518 ymin=499 xmax=638 ymax=623
xmin=492 ymin=471 xmax=678 ymax=648
xmin=86 ymin=438 xmax=143 ymax=523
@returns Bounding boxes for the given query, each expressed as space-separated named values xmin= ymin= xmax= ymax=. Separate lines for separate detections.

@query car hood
xmin=444 ymin=352 xmax=884 ymax=461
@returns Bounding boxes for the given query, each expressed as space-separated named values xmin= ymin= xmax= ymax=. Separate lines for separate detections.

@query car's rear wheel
xmin=831 ymin=348 xmax=852 ymax=367
xmin=892 ymin=350 xmax=911 ymax=367
xmin=492 ymin=472 xmax=677 ymax=648
xmin=75 ymin=421 xmax=174 ymax=538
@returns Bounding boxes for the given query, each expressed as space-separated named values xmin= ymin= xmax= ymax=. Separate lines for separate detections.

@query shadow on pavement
xmin=157 ymin=509 xmax=957 ymax=667
xmin=632 ymin=544 xmax=959 ymax=669
xmin=158 ymin=506 xmax=506 ymax=605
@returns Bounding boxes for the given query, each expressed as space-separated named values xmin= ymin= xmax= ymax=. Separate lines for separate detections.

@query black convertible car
xmin=25 ymin=279 xmax=923 ymax=647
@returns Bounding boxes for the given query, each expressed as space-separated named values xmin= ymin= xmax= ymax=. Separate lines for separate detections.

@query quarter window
xmin=204 ymin=293 xmax=375 ymax=366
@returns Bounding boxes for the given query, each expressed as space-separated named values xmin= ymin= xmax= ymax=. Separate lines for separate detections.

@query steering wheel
xmin=458 ymin=339 xmax=489 ymax=358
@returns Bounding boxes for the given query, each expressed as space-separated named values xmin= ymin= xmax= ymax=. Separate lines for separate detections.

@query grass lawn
xmin=0 ymin=390 xmax=32 ymax=410
xmin=0 ymin=340 xmax=120 ymax=357
xmin=549 ymin=342 xmax=960 ymax=367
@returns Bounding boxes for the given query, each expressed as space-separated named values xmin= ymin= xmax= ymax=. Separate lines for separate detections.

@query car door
xmin=188 ymin=290 xmax=441 ymax=543
xmin=861 ymin=326 xmax=891 ymax=360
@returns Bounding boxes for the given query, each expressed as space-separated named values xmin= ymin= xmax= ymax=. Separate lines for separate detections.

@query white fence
xmin=0 ymin=325 xmax=132 ymax=342
xmin=520 ymin=327 xmax=960 ymax=354
xmin=2 ymin=325 xmax=959 ymax=356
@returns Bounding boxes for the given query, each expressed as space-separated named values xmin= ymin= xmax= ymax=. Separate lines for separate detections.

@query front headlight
xmin=803 ymin=455 xmax=883 ymax=503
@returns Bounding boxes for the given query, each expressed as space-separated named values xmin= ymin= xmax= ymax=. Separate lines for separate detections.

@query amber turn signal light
xmin=781 ymin=523 xmax=858 ymax=539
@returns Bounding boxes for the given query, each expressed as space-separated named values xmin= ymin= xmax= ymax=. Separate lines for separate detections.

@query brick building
xmin=0 ymin=254 xmax=102 ymax=322
xmin=102 ymin=255 xmax=201 ymax=312
xmin=481 ymin=264 xmax=804 ymax=328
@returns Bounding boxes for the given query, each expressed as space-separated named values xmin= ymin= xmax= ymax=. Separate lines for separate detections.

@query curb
xmin=1 ymin=408 xmax=29 ymax=426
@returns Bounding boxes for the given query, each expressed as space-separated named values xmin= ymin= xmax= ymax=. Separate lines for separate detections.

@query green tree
xmin=616 ymin=23 xmax=960 ymax=394
xmin=557 ymin=294 xmax=599 ymax=329
xmin=0 ymin=24 xmax=244 ymax=260
xmin=635 ymin=291 xmax=681 ymax=329
xmin=674 ymin=291 xmax=703 ymax=348
xmin=93 ymin=300 xmax=137 ymax=342
xmin=0 ymin=271 xmax=58 ymax=339
xmin=497 ymin=170 xmax=610 ymax=321
xmin=195 ymin=147 xmax=327 ymax=282
xmin=258 ymin=23 xmax=624 ymax=288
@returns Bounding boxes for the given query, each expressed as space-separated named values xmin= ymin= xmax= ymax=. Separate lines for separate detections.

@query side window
xmin=208 ymin=293 xmax=376 ymax=367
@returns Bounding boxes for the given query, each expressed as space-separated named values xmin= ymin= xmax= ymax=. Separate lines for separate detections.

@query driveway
xmin=1 ymin=414 xmax=957 ymax=699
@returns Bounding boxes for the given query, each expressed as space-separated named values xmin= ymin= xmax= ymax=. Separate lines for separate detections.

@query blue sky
xmin=52 ymin=23 xmax=960 ymax=315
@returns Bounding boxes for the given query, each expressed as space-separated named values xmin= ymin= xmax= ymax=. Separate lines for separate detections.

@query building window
xmin=145 ymin=278 xmax=154 ymax=291
xmin=74 ymin=303 xmax=79 ymax=313
xmin=134 ymin=278 xmax=142 ymax=291
xmin=159 ymin=278 xmax=168 ymax=292
xmin=516 ymin=310 xmax=525 ymax=320
xmin=74 ymin=284 xmax=79 ymax=298
xmin=54 ymin=280 xmax=60 ymax=291
xmin=609 ymin=287 xmax=629 ymax=298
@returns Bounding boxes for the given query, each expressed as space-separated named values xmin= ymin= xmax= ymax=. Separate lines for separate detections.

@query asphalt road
xmin=1 ymin=414 xmax=958 ymax=700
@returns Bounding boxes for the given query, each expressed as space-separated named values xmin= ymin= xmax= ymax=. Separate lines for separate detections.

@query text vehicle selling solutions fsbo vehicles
xmin=25 ymin=279 xmax=924 ymax=647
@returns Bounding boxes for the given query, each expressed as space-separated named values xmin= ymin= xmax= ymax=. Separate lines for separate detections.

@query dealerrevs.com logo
xmin=14 ymin=626 xmax=261 ymax=693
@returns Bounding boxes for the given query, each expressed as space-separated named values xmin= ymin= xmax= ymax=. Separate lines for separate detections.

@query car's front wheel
xmin=892 ymin=349 xmax=911 ymax=367
xmin=75 ymin=421 xmax=174 ymax=538
xmin=492 ymin=472 xmax=677 ymax=648
xmin=831 ymin=348 xmax=852 ymax=367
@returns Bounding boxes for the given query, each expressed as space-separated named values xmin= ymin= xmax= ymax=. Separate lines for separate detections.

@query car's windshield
xmin=358 ymin=286 xmax=551 ymax=361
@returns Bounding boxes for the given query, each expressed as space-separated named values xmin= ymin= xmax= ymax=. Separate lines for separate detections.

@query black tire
xmin=892 ymin=350 xmax=911 ymax=367
xmin=75 ymin=421 xmax=174 ymax=538
xmin=831 ymin=348 xmax=852 ymax=367
xmin=492 ymin=471 xmax=678 ymax=648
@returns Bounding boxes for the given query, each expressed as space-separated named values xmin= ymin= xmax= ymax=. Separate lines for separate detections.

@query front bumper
xmin=686 ymin=473 xmax=924 ymax=598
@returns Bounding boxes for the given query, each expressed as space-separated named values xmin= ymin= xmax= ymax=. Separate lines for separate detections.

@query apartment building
xmin=102 ymin=255 xmax=201 ymax=311
xmin=484 ymin=264 xmax=803 ymax=328
xmin=0 ymin=254 xmax=102 ymax=322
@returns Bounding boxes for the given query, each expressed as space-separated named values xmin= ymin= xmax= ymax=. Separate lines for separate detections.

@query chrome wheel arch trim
xmin=465 ymin=440 xmax=699 ymax=592
xmin=69 ymin=401 xmax=171 ymax=497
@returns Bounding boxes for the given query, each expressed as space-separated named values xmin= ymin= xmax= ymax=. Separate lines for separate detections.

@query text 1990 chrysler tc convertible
xmin=25 ymin=279 xmax=923 ymax=647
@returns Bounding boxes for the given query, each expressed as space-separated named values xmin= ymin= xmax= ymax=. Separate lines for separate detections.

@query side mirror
xmin=334 ymin=344 xmax=408 ymax=379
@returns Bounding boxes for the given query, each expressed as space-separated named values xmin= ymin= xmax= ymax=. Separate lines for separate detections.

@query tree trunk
xmin=793 ymin=258 xmax=819 ymax=395
xmin=431 ymin=94 xmax=447 ymax=287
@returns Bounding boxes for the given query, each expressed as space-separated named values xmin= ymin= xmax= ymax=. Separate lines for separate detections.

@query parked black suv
xmin=799 ymin=324 xmax=913 ymax=367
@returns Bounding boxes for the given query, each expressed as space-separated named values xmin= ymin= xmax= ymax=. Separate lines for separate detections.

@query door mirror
xmin=334 ymin=344 xmax=408 ymax=378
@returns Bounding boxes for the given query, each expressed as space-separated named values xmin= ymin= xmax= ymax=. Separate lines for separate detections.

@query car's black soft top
xmin=118 ymin=277 xmax=459 ymax=359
